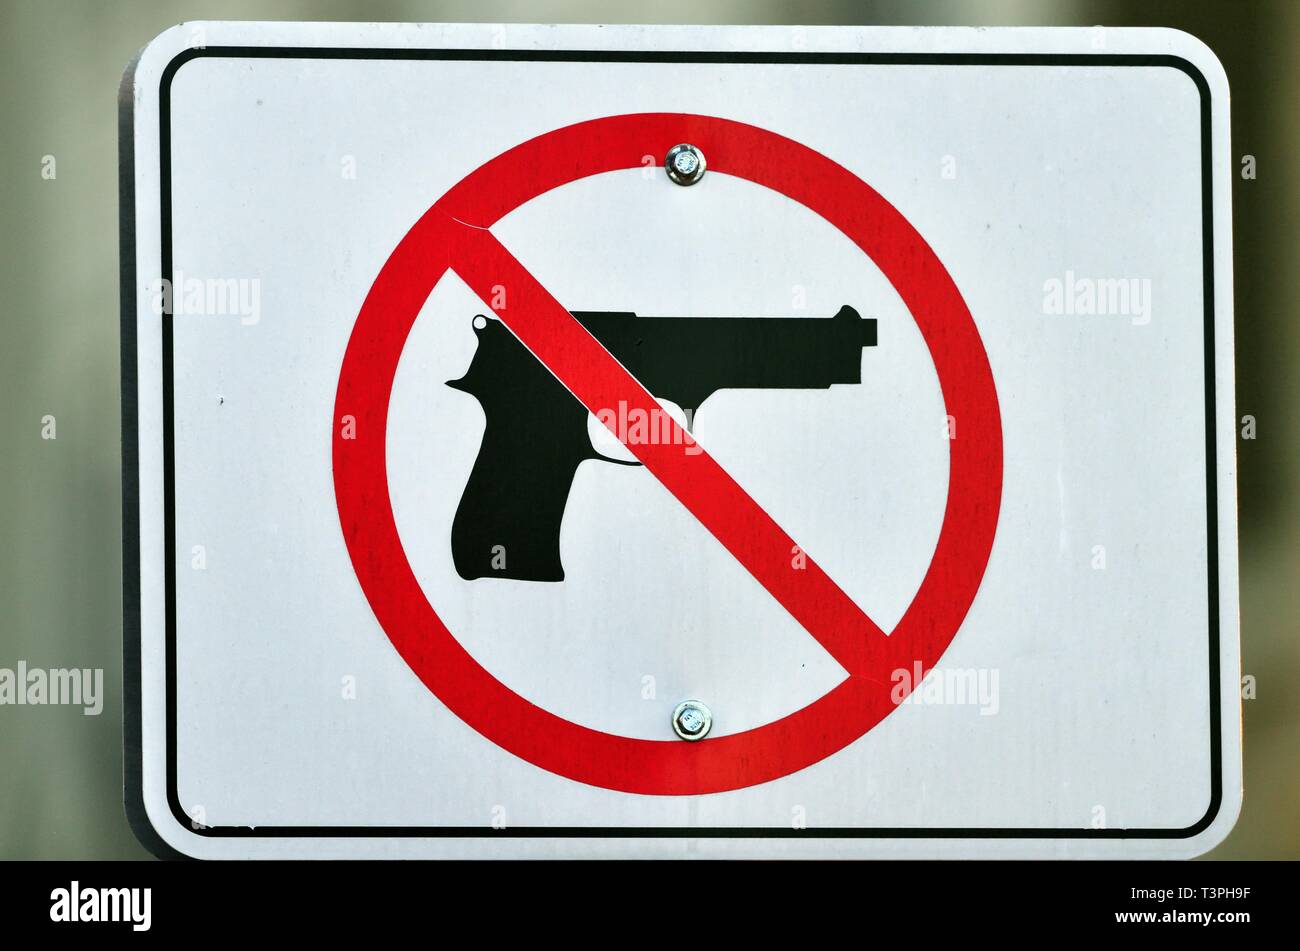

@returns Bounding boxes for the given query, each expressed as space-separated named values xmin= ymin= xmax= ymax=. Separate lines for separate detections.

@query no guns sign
xmin=334 ymin=111 xmax=1000 ymax=794
xmin=123 ymin=23 xmax=1240 ymax=859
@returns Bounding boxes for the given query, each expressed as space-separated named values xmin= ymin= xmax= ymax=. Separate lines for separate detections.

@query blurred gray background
xmin=0 ymin=0 xmax=1294 ymax=859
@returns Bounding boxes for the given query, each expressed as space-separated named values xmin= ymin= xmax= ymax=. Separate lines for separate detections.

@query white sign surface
xmin=122 ymin=22 xmax=1240 ymax=858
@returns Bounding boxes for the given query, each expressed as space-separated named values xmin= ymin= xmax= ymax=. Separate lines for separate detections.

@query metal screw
xmin=672 ymin=699 xmax=712 ymax=741
xmin=665 ymin=143 xmax=706 ymax=186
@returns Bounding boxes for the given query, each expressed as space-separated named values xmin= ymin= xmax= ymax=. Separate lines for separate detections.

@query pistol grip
xmin=448 ymin=316 xmax=596 ymax=582
xmin=450 ymin=427 xmax=590 ymax=582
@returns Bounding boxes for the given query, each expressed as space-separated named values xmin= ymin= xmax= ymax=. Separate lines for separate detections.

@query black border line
xmin=121 ymin=48 xmax=189 ymax=861
xmin=123 ymin=45 xmax=1223 ymax=845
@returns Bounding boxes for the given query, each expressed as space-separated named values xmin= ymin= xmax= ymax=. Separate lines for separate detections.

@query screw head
xmin=665 ymin=143 xmax=706 ymax=186
xmin=672 ymin=699 xmax=712 ymax=741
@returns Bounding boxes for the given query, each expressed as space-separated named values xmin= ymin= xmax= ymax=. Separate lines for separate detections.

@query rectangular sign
xmin=122 ymin=22 xmax=1240 ymax=858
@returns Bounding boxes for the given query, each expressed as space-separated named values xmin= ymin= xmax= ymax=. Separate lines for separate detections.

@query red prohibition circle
xmin=333 ymin=113 xmax=1003 ymax=795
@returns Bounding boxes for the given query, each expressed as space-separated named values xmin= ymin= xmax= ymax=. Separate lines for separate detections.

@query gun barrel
xmin=570 ymin=304 xmax=875 ymax=411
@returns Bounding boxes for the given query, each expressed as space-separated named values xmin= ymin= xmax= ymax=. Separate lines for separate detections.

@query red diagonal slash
xmin=451 ymin=227 xmax=889 ymax=679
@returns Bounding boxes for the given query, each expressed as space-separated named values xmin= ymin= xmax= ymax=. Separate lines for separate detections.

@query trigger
xmin=586 ymin=413 xmax=642 ymax=465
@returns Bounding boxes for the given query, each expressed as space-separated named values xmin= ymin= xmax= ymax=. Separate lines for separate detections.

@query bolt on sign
xmin=121 ymin=23 xmax=1240 ymax=859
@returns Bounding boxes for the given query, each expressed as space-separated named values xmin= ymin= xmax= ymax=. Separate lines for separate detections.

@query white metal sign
xmin=122 ymin=22 xmax=1240 ymax=858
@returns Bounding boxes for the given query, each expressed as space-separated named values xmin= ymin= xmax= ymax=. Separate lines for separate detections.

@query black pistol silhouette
xmin=447 ymin=305 xmax=876 ymax=581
